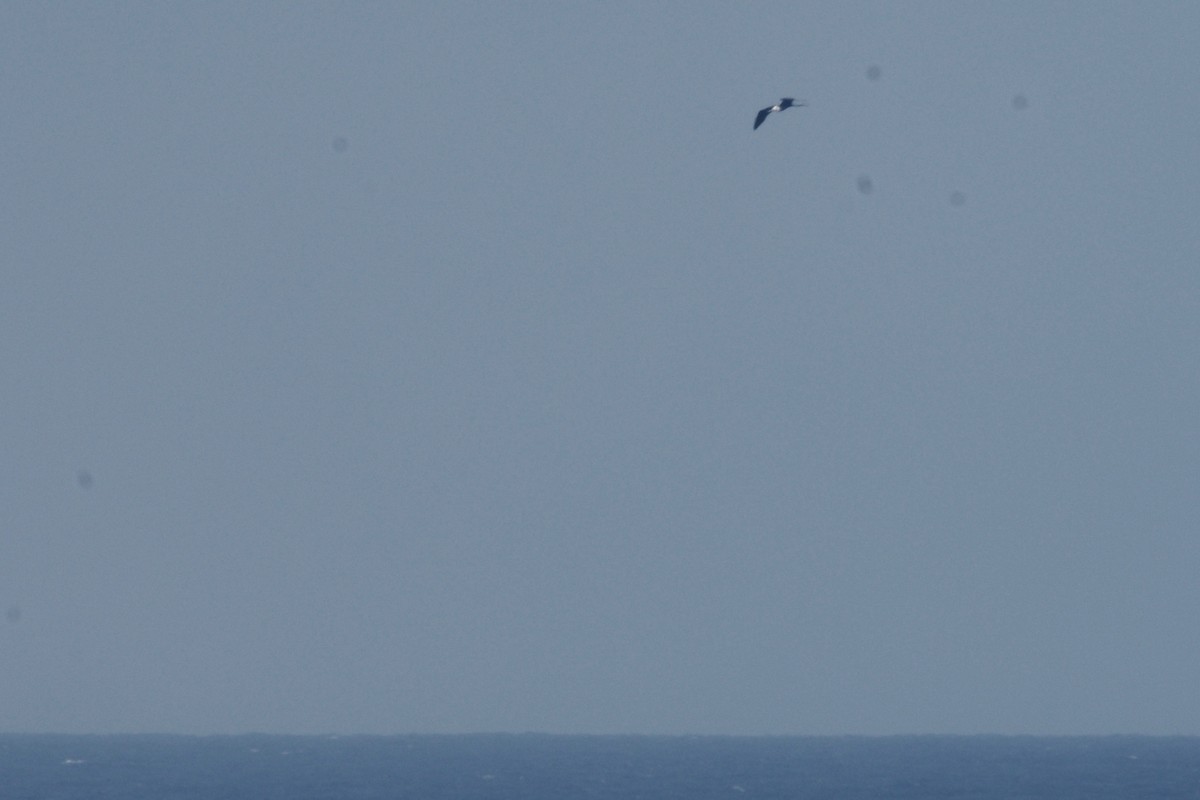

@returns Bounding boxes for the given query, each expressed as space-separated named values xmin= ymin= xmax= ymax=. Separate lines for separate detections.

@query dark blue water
xmin=2 ymin=734 xmax=1198 ymax=799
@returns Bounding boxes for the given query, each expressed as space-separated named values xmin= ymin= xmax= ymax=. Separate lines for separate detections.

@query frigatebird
xmin=754 ymin=98 xmax=805 ymax=130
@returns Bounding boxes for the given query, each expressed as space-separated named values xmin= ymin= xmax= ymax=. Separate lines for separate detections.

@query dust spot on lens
xmin=5 ymin=606 xmax=20 ymax=624
xmin=332 ymin=136 xmax=349 ymax=153
xmin=857 ymin=175 xmax=873 ymax=195
xmin=1012 ymin=94 xmax=1029 ymax=111
xmin=77 ymin=470 xmax=93 ymax=489
xmin=950 ymin=191 xmax=967 ymax=207
xmin=866 ymin=65 xmax=882 ymax=81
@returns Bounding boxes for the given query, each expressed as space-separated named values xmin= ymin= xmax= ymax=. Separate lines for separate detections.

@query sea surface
xmin=2 ymin=734 xmax=1199 ymax=799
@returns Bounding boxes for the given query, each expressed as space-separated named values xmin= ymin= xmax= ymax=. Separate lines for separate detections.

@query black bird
xmin=754 ymin=98 xmax=805 ymax=130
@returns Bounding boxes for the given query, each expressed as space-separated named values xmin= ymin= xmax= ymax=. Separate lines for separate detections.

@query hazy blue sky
xmin=3 ymin=2 xmax=1198 ymax=736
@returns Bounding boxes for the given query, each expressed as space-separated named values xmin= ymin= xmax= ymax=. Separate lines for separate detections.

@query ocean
xmin=2 ymin=734 xmax=1198 ymax=799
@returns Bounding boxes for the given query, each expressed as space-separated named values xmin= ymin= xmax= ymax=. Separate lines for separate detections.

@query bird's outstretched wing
xmin=753 ymin=107 xmax=772 ymax=130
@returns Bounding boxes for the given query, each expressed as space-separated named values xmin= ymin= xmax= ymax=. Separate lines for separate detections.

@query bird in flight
xmin=754 ymin=98 xmax=805 ymax=130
